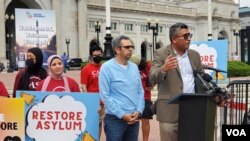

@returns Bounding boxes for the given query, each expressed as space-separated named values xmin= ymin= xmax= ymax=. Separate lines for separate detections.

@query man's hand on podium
xmin=215 ymin=93 xmax=235 ymax=107
xmin=214 ymin=95 xmax=225 ymax=107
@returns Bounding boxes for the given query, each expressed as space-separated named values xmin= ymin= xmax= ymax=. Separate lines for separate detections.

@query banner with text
xmin=0 ymin=98 xmax=25 ymax=141
xmin=16 ymin=91 xmax=99 ymax=141
xmin=190 ymin=40 xmax=228 ymax=84
xmin=15 ymin=8 xmax=56 ymax=67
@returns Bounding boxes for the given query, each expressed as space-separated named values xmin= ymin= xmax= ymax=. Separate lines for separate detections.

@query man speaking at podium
xmin=149 ymin=23 xmax=204 ymax=141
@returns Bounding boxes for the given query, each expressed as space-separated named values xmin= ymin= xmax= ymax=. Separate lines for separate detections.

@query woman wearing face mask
xmin=36 ymin=55 xmax=80 ymax=92
xmin=13 ymin=47 xmax=48 ymax=97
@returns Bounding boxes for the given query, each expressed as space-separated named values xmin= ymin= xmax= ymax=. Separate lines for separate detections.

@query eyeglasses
xmin=176 ymin=33 xmax=192 ymax=40
xmin=119 ymin=45 xmax=135 ymax=49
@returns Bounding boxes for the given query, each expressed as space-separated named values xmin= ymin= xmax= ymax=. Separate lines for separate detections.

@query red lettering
xmin=209 ymin=55 xmax=214 ymax=62
xmin=33 ymin=111 xmax=84 ymax=130
xmin=36 ymin=121 xmax=43 ymax=130
xmin=44 ymin=121 xmax=50 ymax=130
xmin=51 ymin=121 xmax=57 ymax=130
xmin=204 ymin=56 xmax=209 ymax=62
xmin=32 ymin=111 xmax=38 ymax=120
xmin=207 ymin=63 xmax=214 ymax=67
xmin=40 ymin=111 xmax=46 ymax=120
xmin=34 ymin=121 xmax=83 ymax=130
xmin=65 ymin=121 xmax=72 ymax=130
xmin=47 ymin=111 xmax=53 ymax=120
xmin=54 ymin=111 xmax=60 ymax=120
xmin=59 ymin=122 xmax=64 ymax=130
xmin=61 ymin=112 xmax=68 ymax=120
xmin=201 ymin=55 xmax=215 ymax=63
xmin=69 ymin=112 xmax=74 ymax=120
xmin=76 ymin=112 xmax=82 ymax=120
xmin=75 ymin=122 xmax=82 ymax=130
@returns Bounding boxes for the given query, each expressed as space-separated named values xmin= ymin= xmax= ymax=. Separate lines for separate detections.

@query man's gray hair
xmin=112 ymin=35 xmax=133 ymax=49
xmin=169 ymin=23 xmax=189 ymax=42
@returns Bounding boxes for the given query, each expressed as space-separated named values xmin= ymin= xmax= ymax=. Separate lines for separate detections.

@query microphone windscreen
xmin=193 ymin=70 xmax=199 ymax=77
xmin=202 ymin=73 xmax=212 ymax=82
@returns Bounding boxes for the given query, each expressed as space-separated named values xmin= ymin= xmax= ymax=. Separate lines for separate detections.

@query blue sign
xmin=190 ymin=40 xmax=228 ymax=84
xmin=16 ymin=91 xmax=99 ymax=141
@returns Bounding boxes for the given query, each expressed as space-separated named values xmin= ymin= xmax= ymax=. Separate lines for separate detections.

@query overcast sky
xmin=235 ymin=0 xmax=250 ymax=7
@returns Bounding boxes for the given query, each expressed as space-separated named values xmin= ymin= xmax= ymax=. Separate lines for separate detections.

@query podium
xmin=168 ymin=93 xmax=216 ymax=141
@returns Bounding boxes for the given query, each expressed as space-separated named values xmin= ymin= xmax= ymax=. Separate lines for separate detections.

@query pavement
xmin=0 ymin=70 xmax=160 ymax=141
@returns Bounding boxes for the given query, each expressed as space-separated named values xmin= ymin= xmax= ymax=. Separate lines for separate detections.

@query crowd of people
xmin=0 ymin=22 xmax=214 ymax=141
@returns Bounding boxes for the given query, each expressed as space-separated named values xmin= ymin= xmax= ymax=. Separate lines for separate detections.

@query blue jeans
xmin=104 ymin=114 xmax=139 ymax=141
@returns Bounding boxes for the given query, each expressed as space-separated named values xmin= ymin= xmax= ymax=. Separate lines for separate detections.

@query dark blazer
xmin=149 ymin=45 xmax=203 ymax=123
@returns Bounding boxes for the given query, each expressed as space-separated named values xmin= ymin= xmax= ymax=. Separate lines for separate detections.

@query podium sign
xmin=169 ymin=94 xmax=216 ymax=141
xmin=0 ymin=98 xmax=25 ymax=141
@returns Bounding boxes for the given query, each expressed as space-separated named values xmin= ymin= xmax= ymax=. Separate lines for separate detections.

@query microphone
xmin=201 ymin=72 xmax=228 ymax=98
xmin=193 ymin=70 xmax=211 ymax=91
xmin=202 ymin=64 xmax=227 ymax=73
xmin=201 ymin=73 xmax=218 ymax=88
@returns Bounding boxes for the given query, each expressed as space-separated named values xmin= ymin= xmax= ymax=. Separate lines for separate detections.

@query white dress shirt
xmin=176 ymin=51 xmax=195 ymax=93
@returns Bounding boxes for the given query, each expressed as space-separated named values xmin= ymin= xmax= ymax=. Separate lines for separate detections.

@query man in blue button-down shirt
xmin=99 ymin=35 xmax=145 ymax=141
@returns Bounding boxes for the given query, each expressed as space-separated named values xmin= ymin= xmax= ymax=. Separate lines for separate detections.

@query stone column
xmin=52 ymin=0 xmax=62 ymax=55
xmin=120 ymin=21 xmax=125 ymax=34
xmin=78 ymin=0 xmax=88 ymax=59
xmin=135 ymin=22 xmax=140 ymax=55
xmin=0 ymin=0 xmax=6 ymax=59
xmin=208 ymin=0 xmax=213 ymax=41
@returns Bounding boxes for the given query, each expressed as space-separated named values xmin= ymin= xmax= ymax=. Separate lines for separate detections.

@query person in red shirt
xmin=0 ymin=81 xmax=9 ymax=97
xmin=130 ymin=54 xmax=154 ymax=141
xmin=36 ymin=55 xmax=80 ymax=92
xmin=13 ymin=47 xmax=48 ymax=97
xmin=138 ymin=57 xmax=154 ymax=141
xmin=80 ymin=45 xmax=104 ymax=139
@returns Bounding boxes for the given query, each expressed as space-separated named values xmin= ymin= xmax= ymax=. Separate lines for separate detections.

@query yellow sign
xmin=0 ymin=98 xmax=25 ymax=141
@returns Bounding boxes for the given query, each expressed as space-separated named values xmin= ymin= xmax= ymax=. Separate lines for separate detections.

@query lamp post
xmin=95 ymin=21 xmax=101 ymax=46
xmin=146 ymin=18 xmax=159 ymax=60
xmin=5 ymin=14 xmax=15 ymax=73
xmin=6 ymin=33 xmax=14 ymax=72
xmin=103 ymin=0 xmax=114 ymax=60
xmin=65 ymin=38 xmax=70 ymax=57
xmin=233 ymin=24 xmax=241 ymax=56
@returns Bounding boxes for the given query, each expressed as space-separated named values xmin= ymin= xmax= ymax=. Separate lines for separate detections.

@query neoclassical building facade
xmin=0 ymin=0 xmax=239 ymax=65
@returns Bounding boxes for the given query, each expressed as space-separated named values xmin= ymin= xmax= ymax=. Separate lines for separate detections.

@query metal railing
xmin=223 ymin=80 xmax=250 ymax=125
